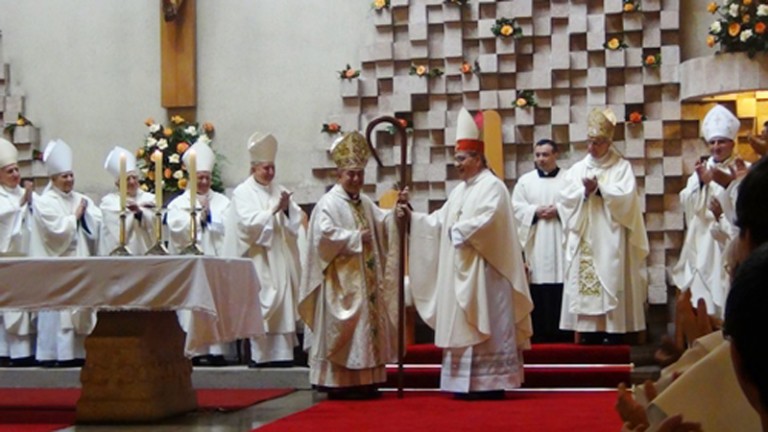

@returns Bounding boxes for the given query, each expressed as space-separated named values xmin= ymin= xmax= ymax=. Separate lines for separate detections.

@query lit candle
xmin=153 ymin=150 xmax=163 ymax=208
xmin=119 ymin=154 xmax=127 ymax=212
xmin=188 ymin=149 xmax=197 ymax=210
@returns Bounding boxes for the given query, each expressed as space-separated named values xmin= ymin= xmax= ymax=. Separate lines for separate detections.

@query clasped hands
xmin=695 ymin=158 xmax=747 ymax=189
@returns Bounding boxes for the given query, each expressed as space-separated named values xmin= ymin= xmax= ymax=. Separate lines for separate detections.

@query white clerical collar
xmin=51 ymin=185 xmax=73 ymax=198
xmin=251 ymin=176 xmax=272 ymax=192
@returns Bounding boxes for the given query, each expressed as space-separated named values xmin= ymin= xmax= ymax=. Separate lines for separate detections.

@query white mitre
xmin=0 ymin=138 xmax=18 ymax=168
xmin=701 ymin=105 xmax=740 ymax=142
xmin=182 ymin=140 xmax=215 ymax=172
xmin=43 ymin=139 xmax=73 ymax=176
xmin=103 ymin=146 xmax=137 ymax=179
xmin=248 ymin=132 xmax=278 ymax=164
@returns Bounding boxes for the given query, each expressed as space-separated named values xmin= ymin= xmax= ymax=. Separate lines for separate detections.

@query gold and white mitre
xmin=103 ymin=146 xmax=137 ymax=179
xmin=0 ymin=138 xmax=18 ymax=169
xmin=587 ymin=108 xmax=617 ymax=141
xmin=701 ymin=104 xmax=740 ymax=142
xmin=248 ymin=132 xmax=278 ymax=164
xmin=330 ymin=131 xmax=371 ymax=170
xmin=455 ymin=107 xmax=484 ymax=153
xmin=183 ymin=140 xmax=216 ymax=172
xmin=43 ymin=139 xmax=73 ymax=176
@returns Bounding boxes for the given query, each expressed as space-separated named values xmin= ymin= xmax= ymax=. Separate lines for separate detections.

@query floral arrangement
xmin=445 ymin=0 xmax=469 ymax=5
xmin=322 ymin=122 xmax=343 ymax=134
xmin=461 ymin=60 xmax=480 ymax=75
xmin=2 ymin=114 xmax=33 ymax=137
xmin=707 ymin=0 xmax=768 ymax=57
xmin=409 ymin=63 xmax=444 ymax=78
xmin=338 ymin=64 xmax=360 ymax=79
xmin=623 ymin=0 xmax=641 ymax=12
xmin=387 ymin=118 xmax=413 ymax=135
xmin=136 ymin=116 xmax=224 ymax=194
xmin=642 ymin=53 xmax=662 ymax=67
xmin=373 ymin=0 xmax=389 ymax=11
xmin=627 ymin=111 xmax=647 ymax=124
xmin=491 ymin=17 xmax=523 ymax=38
xmin=514 ymin=90 xmax=537 ymax=108
xmin=604 ymin=37 xmax=629 ymax=50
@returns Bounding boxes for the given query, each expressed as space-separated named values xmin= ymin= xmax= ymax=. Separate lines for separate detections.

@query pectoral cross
xmin=161 ymin=0 xmax=197 ymax=121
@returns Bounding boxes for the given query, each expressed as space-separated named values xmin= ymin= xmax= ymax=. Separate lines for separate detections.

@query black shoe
xmin=39 ymin=360 xmax=57 ymax=368
xmin=268 ymin=360 xmax=294 ymax=368
xmin=55 ymin=359 xmax=85 ymax=368
xmin=325 ymin=386 xmax=381 ymax=400
xmin=0 ymin=356 xmax=10 ymax=367
xmin=193 ymin=355 xmax=227 ymax=366
xmin=8 ymin=356 xmax=38 ymax=367
xmin=248 ymin=360 xmax=270 ymax=368
xmin=453 ymin=390 xmax=506 ymax=401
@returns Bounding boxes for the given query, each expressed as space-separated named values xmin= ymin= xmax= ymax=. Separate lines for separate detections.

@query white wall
xmin=0 ymin=0 xmax=372 ymax=201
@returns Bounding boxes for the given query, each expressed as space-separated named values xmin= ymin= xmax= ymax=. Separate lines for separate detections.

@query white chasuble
xmin=224 ymin=177 xmax=302 ymax=362
xmin=298 ymin=185 xmax=400 ymax=388
xmin=559 ymin=149 xmax=648 ymax=333
xmin=98 ymin=190 xmax=156 ymax=256
xmin=671 ymin=156 xmax=743 ymax=319
xmin=511 ymin=168 xmax=566 ymax=284
xmin=166 ymin=190 xmax=229 ymax=256
xmin=408 ymin=169 xmax=533 ymax=392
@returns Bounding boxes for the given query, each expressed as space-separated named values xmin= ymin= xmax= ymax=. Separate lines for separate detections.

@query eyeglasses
xmin=453 ymin=154 xmax=475 ymax=163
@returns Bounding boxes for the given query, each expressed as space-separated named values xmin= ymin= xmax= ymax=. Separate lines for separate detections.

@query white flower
xmin=141 ymin=168 xmax=149 ymax=176
xmin=145 ymin=137 xmax=157 ymax=148
xmin=173 ymin=170 xmax=184 ymax=179
xmin=741 ymin=29 xmax=753 ymax=42
xmin=157 ymin=139 xmax=168 ymax=150
xmin=169 ymin=154 xmax=180 ymax=164
xmin=758 ymin=4 xmax=768 ymax=16
xmin=711 ymin=21 xmax=722 ymax=33
xmin=149 ymin=124 xmax=161 ymax=133
xmin=729 ymin=3 xmax=739 ymax=17
xmin=196 ymin=135 xmax=211 ymax=145
xmin=185 ymin=126 xmax=197 ymax=135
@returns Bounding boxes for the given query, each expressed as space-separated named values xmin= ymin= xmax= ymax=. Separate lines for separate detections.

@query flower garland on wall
xmin=708 ymin=0 xmax=768 ymax=57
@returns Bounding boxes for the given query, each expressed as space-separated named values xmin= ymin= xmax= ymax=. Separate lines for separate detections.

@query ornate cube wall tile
xmin=360 ymin=42 xmax=394 ymax=62
xmin=495 ymin=38 xmax=517 ymax=55
xmin=391 ymin=93 xmax=413 ymax=112
xmin=664 ymin=211 xmax=684 ymax=231
xmin=587 ymin=67 xmax=606 ymax=87
xmin=645 ymin=120 xmax=664 ymax=140
xmin=642 ymin=69 xmax=662 ymax=85
xmin=660 ymin=11 xmax=679 ymax=30
xmin=663 ymin=156 xmax=683 ymax=176
xmin=429 ymin=76 xmax=447 ymax=93
xmin=444 ymin=23 xmax=464 ymax=57
xmin=569 ymin=14 xmax=588 ymax=34
xmin=497 ymin=90 xmax=516 ymax=108
xmin=551 ymin=0 xmax=570 ymax=18
xmin=625 ymin=48 xmax=644 ymax=67
xmin=479 ymin=90 xmax=499 ymax=110
xmin=441 ymin=4 xmax=462 ymax=22
xmin=625 ymin=83 xmax=644 ymax=103
xmin=498 ymin=55 xmax=518 ymax=73
xmin=605 ymin=49 xmax=625 ymax=68
xmin=630 ymin=159 xmax=646 ymax=176
xmin=647 ymin=140 xmax=664 ymax=158
xmin=391 ymin=0 xmax=410 ymax=7
xmin=586 ymin=31 xmax=606 ymax=51
xmin=373 ymin=9 xmax=392 ymax=27
xmin=588 ymin=88 xmax=607 ymax=105
xmin=570 ymin=52 xmax=588 ymax=70
xmin=643 ymin=25 xmax=662 ymax=47
xmin=604 ymin=0 xmax=624 ymax=14
xmin=460 ymin=74 xmax=480 ymax=92
xmin=340 ymin=79 xmax=361 ymax=98
xmin=662 ymin=101 xmax=682 ymax=120
xmin=644 ymin=0 xmax=662 ymax=11
xmin=409 ymin=23 xmax=429 ymax=42
xmin=477 ymin=19 xmax=496 ymax=39
xmin=625 ymin=137 xmax=645 ymax=158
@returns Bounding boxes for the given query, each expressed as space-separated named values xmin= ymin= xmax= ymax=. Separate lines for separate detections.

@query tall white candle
xmin=188 ymin=150 xmax=197 ymax=210
xmin=119 ymin=154 xmax=127 ymax=212
xmin=153 ymin=150 xmax=163 ymax=208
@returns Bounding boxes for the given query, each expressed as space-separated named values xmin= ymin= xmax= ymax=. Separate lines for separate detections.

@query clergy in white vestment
xmin=0 ymin=138 xmax=36 ymax=366
xmin=298 ymin=131 xmax=401 ymax=400
xmin=97 ymin=146 xmax=156 ymax=256
xmin=406 ymin=108 xmax=533 ymax=399
xmin=671 ymin=104 xmax=744 ymax=320
xmin=166 ymin=140 xmax=232 ymax=365
xmin=223 ymin=132 xmax=301 ymax=367
xmin=511 ymin=139 xmax=571 ymax=343
xmin=29 ymin=139 xmax=102 ymax=366
xmin=558 ymin=108 xmax=648 ymax=343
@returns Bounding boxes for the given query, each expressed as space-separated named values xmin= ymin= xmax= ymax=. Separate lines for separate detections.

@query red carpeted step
xmin=384 ymin=364 xmax=632 ymax=389
xmin=402 ymin=343 xmax=630 ymax=365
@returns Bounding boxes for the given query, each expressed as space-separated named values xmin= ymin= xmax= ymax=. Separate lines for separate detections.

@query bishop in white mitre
xmin=0 ymin=138 xmax=36 ymax=366
xmin=166 ymin=139 xmax=232 ymax=364
xmin=672 ymin=105 xmax=743 ymax=320
xmin=29 ymin=139 xmax=102 ymax=366
xmin=224 ymin=132 xmax=302 ymax=367
xmin=559 ymin=108 xmax=649 ymax=342
xmin=98 ymin=146 xmax=156 ymax=256
xmin=407 ymin=108 xmax=533 ymax=398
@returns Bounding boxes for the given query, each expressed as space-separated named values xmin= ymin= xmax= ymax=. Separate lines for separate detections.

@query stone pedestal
xmin=76 ymin=311 xmax=197 ymax=423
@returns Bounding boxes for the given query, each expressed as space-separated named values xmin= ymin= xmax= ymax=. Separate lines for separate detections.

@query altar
xmin=0 ymin=256 xmax=264 ymax=423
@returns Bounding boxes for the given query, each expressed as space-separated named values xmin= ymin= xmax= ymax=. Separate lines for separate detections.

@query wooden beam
xmin=161 ymin=0 xmax=196 ymax=109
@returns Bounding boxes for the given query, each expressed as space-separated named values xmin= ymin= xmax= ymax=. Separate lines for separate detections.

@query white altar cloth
xmin=0 ymin=256 xmax=264 ymax=355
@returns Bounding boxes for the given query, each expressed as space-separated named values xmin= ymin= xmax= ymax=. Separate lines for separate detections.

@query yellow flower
xmin=170 ymin=115 xmax=185 ymax=125
xmin=178 ymin=178 xmax=188 ymax=190
xmin=416 ymin=65 xmax=427 ymax=76
xmin=373 ymin=0 xmax=387 ymax=9
xmin=624 ymin=3 xmax=635 ymax=12
xmin=516 ymin=98 xmax=528 ymax=107
xmin=500 ymin=24 xmax=513 ymax=36
xmin=707 ymin=35 xmax=717 ymax=47
xmin=136 ymin=148 xmax=145 ymax=158
xmin=729 ymin=22 xmax=741 ymax=36
xmin=707 ymin=2 xmax=718 ymax=13
xmin=144 ymin=117 xmax=155 ymax=127
xmin=16 ymin=118 xmax=25 ymax=126
xmin=744 ymin=0 xmax=753 ymax=5
xmin=140 ymin=184 xmax=149 ymax=192
xmin=743 ymin=14 xmax=751 ymax=23
xmin=607 ymin=38 xmax=621 ymax=50
xmin=163 ymin=127 xmax=173 ymax=137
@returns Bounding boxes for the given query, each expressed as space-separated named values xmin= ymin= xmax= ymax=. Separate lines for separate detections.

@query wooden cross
xmin=161 ymin=0 xmax=196 ymax=122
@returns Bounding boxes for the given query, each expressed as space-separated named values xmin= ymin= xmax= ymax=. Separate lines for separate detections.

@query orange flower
xmin=629 ymin=112 xmax=643 ymax=123
xmin=500 ymin=24 xmax=513 ymax=36
xmin=327 ymin=123 xmax=341 ymax=133
xmin=344 ymin=68 xmax=357 ymax=78
xmin=744 ymin=0 xmax=753 ymax=5
xmin=729 ymin=22 xmax=741 ymax=37
xmin=144 ymin=117 xmax=155 ymax=127
xmin=178 ymin=178 xmax=188 ymax=190
xmin=416 ymin=65 xmax=427 ymax=76
xmin=163 ymin=127 xmax=173 ymax=137
xmin=623 ymin=3 xmax=635 ymax=12
xmin=756 ymin=22 xmax=767 ymax=34
xmin=743 ymin=14 xmax=751 ymax=24
xmin=147 ymin=170 xmax=155 ymax=181
xmin=707 ymin=2 xmax=718 ymax=13
xmin=202 ymin=122 xmax=215 ymax=134
xmin=177 ymin=142 xmax=190 ymax=153
xmin=645 ymin=55 xmax=656 ymax=65
xmin=164 ymin=168 xmax=172 ymax=179
xmin=707 ymin=35 xmax=717 ymax=47
xmin=461 ymin=62 xmax=472 ymax=74
xmin=398 ymin=118 xmax=408 ymax=128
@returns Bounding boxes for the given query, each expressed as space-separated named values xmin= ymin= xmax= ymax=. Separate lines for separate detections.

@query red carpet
xmin=0 ymin=388 xmax=294 ymax=431
xmin=256 ymin=390 xmax=623 ymax=432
